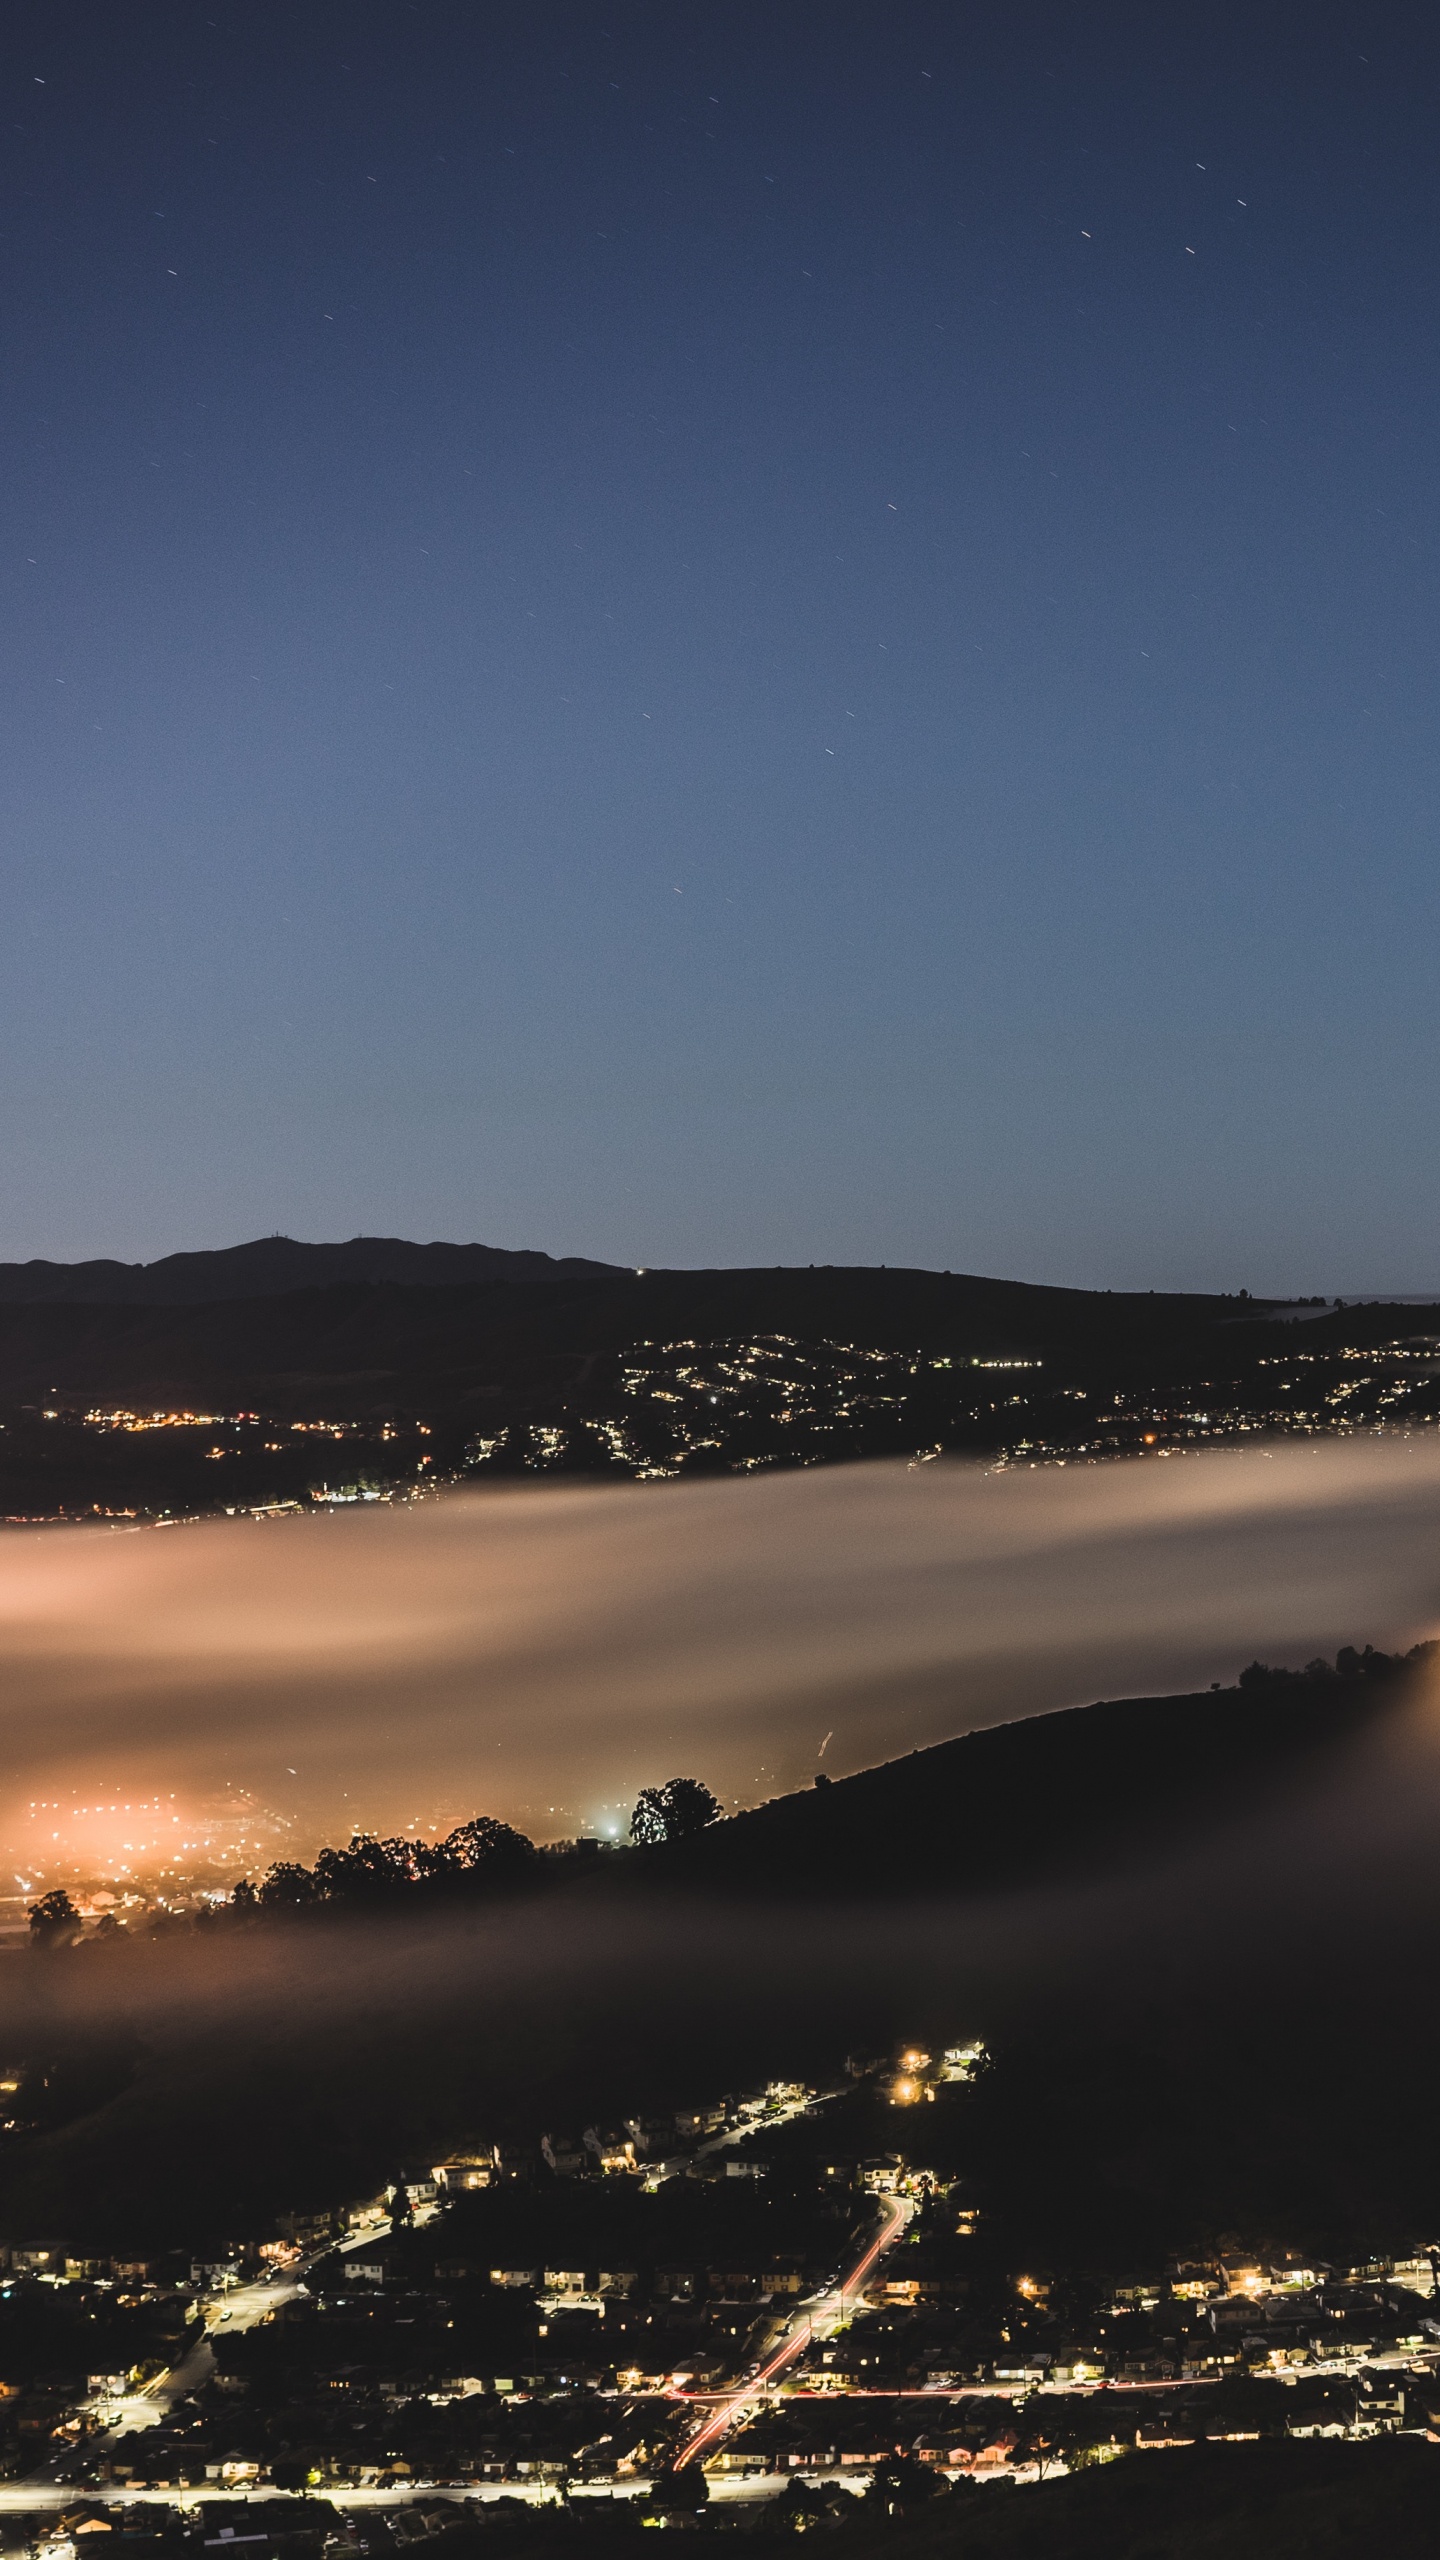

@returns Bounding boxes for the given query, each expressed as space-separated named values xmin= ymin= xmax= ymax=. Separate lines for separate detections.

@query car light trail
xmin=674 ymin=2196 xmax=909 ymax=2470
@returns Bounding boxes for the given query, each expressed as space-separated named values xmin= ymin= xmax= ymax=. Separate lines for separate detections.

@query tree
xmin=257 ymin=1860 xmax=320 ymax=1910
xmin=436 ymin=1815 xmax=539 ymax=1886
xmin=630 ymin=1777 xmax=721 ymax=1845
xmin=648 ymin=2463 xmax=709 ymax=2515
xmin=313 ymin=1834 xmax=415 ymax=1902
xmin=866 ymin=2455 xmax=946 ymax=2514
xmin=767 ymin=2479 xmax=825 ymax=2532
xmin=28 ymin=1888 xmax=80 ymax=1950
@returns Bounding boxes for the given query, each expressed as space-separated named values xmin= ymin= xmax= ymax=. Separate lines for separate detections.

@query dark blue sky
xmin=3 ymin=2 xmax=1437 ymax=1289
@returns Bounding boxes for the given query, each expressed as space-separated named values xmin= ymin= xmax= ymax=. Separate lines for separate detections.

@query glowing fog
xmin=0 ymin=1437 xmax=1438 ymax=1880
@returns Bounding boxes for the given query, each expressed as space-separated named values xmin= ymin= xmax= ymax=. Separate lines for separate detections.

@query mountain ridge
xmin=0 ymin=1234 xmax=620 ymax=1306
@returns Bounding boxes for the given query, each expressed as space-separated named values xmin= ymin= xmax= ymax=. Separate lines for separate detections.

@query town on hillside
xmin=0 ymin=2044 xmax=1436 ymax=2553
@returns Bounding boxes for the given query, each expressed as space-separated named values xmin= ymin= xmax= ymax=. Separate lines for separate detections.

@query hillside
xmin=0 ymin=1653 xmax=1428 ymax=2255
xmin=0 ymin=1259 xmax=1255 ymax=1400
xmin=0 ymin=1249 xmax=1435 ymax=1510
xmin=617 ymin=1648 xmax=1423 ymax=1900
xmin=836 ymin=2441 xmax=1440 ymax=2560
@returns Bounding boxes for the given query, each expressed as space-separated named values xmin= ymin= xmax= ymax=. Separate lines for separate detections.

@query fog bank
xmin=1 ymin=1439 xmax=1438 ymax=1858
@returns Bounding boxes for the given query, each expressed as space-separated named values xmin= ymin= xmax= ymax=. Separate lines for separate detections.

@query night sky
xmin=3 ymin=3 xmax=1437 ymax=1290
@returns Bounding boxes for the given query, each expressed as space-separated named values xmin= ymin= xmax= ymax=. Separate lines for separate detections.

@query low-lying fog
xmin=2 ymin=1438 xmax=1440 ymax=1862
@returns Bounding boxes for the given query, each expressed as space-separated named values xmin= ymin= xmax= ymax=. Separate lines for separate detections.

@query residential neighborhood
xmin=0 ymin=2043 xmax=1435 ymax=2551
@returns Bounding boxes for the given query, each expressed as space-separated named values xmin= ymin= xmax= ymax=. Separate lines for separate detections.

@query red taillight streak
xmin=674 ymin=2206 xmax=902 ymax=2470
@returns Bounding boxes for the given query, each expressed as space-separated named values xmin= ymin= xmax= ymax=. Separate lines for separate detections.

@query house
xmin=583 ymin=2127 xmax=640 ymax=2174
xmin=1167 ymin=2261 xmax=1221 ymax=2302
xmin=1355 ymin=2379 xmax=1406 ymax=2435
xmin=709 ymin=2268 xmax=780 ymax=2301
xmin=858 ymin=2158 xmax=904 ymax=2194
xmin=1217 ymin=2255 xmax=1267 ymax=2297
xmin=1269 ymin=2255 xmax=1324 ymax=2289
xmin=1109 ymin=2276 xmax=1163 ymax=2312
xmin=344 ymin=2251 xmax=401 ymax=2284
xmin=342 ymin=2197 xmax=388 ymax=2230
xmin=1287 ymin=2394 xmax=1352 ymax=2440
xmin=278 ymin=2208 xmax=339 ymax=2248
xmin=654 ymin=2269 xmax=698 ymax=2301
xmin=674 ymin=2105 xmax=726 ymax=2141
xmin=433 ymin=2155 xmax=495 ymax=2193
xmin=541 ymin=2134 xmax=589 ymax=2178
xmin=623 ymin=2116 xmax=673 ymax=2156
xmin=1136 ymin=2411 xmax=1197 ymax=2450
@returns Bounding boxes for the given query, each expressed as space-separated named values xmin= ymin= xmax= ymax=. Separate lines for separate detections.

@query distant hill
xmin=0 ymin=1259 xmax=1256 ymax=1407
xmin=0 ymin=1233 xmax=619 ymax=1305
xmin=0 ymin=1246 xmax=1434 ymax=1508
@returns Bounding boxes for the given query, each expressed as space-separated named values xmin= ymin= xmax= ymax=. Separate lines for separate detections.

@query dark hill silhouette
xmin=1 ymin=1252 xmax=1436 ymax=1509
xmin=836 ymin=2440 xmax=1440 ymax=2560
xmin=618 ymin=1647 xmax=1426 ymax=1901
xmin=0 ymin=1233 xmax=618 ymax=1305
xmin=222 ymin=1650 xmax=1427 ymax=1921
xmin=0 ymin=1261 xmax=1258 ymax=1410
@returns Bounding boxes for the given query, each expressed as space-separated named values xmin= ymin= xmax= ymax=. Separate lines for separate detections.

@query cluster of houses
xmin=2 ymin=2047 xmax=1439 ymax=2532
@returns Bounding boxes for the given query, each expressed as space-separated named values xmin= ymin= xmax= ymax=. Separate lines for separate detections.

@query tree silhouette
xmin=648 ymin=2463 xmax=709 ymax=2514
xmin=433 ymin=1816 xmax=539 ymax=1885
xmin=866 ymin=2455 xmax=946 ymax=2513
xmin=28 ymin=1888 xmax=80 ymax=1950
xmin=630 ymin=1777 xmax=721 ymax=1845
xmin=248 ymin=1811 xmax=541 ymax=1916
xmin=257 ymin=1861 xmax=320 ymax=1910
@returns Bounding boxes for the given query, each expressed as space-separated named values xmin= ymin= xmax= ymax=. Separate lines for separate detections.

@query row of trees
xmin=28 ymin=1776 xmax=723 ymax=1942
xmin=248 ymin=1813 xmax=541 ymax=1912
xmin=251 ymin=1776 xmax=722 ymax=1909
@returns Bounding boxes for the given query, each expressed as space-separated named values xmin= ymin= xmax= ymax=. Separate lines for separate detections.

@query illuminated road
xmin=0 ymin=2483 xmax=566 ymax=2516
xmin=644 ymin=2090 xmax=833 ymax=2190
xmin=674 ymin=2192 xmax=912 ymax=2470
xmin=64 ymin=2216 xmax=399 ymax=2468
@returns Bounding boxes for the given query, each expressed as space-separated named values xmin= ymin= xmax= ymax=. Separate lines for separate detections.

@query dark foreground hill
xmin=227 ymin=1647 xmax=1427 ymax=1921
xmin=839 ymin=2440 xmax=1440 ymax=2560
xmin=623 ymin=1646 xmax=1424 ymax=1900
xmin=0 ymin=1653 xmax=1432 ymax=2256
